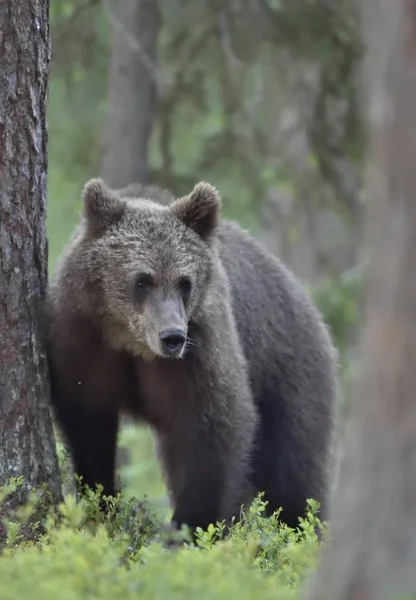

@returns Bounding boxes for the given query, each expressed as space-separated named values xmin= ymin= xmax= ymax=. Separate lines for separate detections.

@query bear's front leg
xmin=169 ymin=420 xmax=230 ymax=535
xmin=47 ymin=321 xmax=138 ymax=511
xmin=162 ymin=365 xmax=258 ymax=539
xmin=50 ymin=365 xmax=120 ymax=505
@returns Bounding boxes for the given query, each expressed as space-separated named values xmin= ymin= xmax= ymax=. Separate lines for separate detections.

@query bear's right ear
xmin=82 ymin=178 xmax=126 ymax=234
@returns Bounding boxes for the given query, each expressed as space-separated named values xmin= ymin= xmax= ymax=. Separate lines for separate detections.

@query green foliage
xmin=311 ymin=263 xmax=363 ymax=358
xmin=0 ymin=484 xmax=325 ymax=600
xmin=117 ymin=425 xmax=167 ymax=508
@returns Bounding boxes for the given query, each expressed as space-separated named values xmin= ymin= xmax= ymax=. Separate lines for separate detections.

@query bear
xmin=46 ymin=178 xmax=339 ymax=536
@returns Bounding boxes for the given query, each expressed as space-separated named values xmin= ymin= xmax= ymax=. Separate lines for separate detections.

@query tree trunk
xmin=101 ymin=0 xmax=161 ymax=188
xmin=0 ymin=0 xmax=61 ymax=510
xmin=307 ymin=0 xmax=416 ymax=598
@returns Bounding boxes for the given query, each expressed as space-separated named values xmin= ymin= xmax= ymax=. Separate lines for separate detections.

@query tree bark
xmin=307 ymin=0 xmax=416 ymax=598
xmin=0 ymin=0 xmax=61 ymax=508
xmin=101 ymin=0 xmax=161 ymax=188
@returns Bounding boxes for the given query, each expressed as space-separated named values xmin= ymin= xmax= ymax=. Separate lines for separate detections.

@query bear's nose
xmin=159 ymin=329 xmax=186 ymax=355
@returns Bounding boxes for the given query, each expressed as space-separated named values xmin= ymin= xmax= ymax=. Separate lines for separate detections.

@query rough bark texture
xmin=0 ymin=0 xmax=61 ymax=506
xmin=307 ymin=0 xmax=416 ymax=598
xmin=101 ymin=0 xmax=161 ymax=187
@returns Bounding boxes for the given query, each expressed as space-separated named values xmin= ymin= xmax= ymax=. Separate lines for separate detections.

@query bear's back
xmin=216 ymin=219 xmax=338 ymax=417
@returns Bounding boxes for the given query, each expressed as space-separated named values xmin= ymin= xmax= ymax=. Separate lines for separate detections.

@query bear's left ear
xmin=171 ymin=182 xmax=221 ymax=240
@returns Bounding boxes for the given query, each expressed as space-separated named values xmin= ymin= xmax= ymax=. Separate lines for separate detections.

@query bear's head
xmin=79 ymin=178 xmax=222 ymax=360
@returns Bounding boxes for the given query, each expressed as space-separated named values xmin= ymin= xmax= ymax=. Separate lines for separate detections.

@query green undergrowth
xmin=0 ymin=478 xmax=326 ymax=600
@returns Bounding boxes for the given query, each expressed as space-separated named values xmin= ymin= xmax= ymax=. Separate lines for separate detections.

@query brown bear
xmin=46 ymin=178 xmax=339 ymax=536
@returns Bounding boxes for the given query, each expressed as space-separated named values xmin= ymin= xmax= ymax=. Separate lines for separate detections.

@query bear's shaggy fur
xmin=46 ymin=178 xmax=339 ymax=534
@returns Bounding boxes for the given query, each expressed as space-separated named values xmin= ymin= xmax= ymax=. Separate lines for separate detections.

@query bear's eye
xmin=179 ymin=277 xmax=192 ymax=296
xmin=135 ymin=273 xmax=153 ymax=292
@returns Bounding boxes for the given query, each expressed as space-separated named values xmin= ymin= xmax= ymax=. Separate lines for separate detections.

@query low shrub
xmin=0 ymin=481 xmax=325 ymax=600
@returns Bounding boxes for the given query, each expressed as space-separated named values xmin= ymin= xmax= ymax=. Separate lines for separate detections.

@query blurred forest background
xmin=49 ymin=0 xmax=363 ymax=517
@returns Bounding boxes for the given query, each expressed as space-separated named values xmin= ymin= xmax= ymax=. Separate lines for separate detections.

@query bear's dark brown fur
xmin=46 ymin=178 xmax=339 ymax=535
